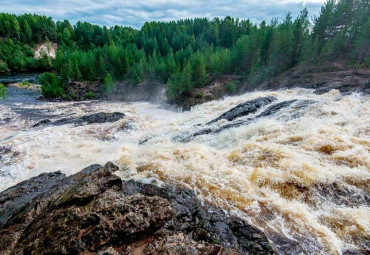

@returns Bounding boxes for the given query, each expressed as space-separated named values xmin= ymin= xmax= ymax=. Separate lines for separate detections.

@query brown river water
xmin=0 ymin=86 xmax=369 ymax=254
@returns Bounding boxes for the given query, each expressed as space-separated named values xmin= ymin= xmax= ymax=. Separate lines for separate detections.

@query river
xmin=0 ymin=85 xmax=369 ymax=254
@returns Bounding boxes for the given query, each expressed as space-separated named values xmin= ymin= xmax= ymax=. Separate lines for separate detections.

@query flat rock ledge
xmin=32 ymin=112 xmax=125 ymax=127
xmin=0 ymin=162 xmax=274 ymax=255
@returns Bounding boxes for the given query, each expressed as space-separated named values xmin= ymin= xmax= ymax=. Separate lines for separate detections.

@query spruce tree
xmin=180 ymin=61 xmax=193 ymax=94
xmin=191 ymin=53 xmax=207 ymax=87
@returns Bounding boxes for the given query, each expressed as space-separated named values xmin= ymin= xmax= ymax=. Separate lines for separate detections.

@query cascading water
xmin=0 ymin=87 xmax=369 ymax=254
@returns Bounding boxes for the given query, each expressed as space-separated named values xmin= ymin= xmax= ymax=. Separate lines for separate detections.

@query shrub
xmin=39 ymin=72 xmax=65 ymax=98
xmin=0 ymin=60 xmax=9 ymax=72
xmin=195 ymin=92 xmax=204 ymax=99
xmin=84 ymin=91 xmax=96 ymax=99
xmin=0 ymin=83 xmax=7 ymax=99
xmin=20 ymin=81 xmax=32 ymax=87
xmin=226 ymin=82 xmax=236 ymax=93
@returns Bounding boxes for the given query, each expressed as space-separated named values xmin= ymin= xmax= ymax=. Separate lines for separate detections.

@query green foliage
xmin=0 ymin=83 xmax=6 ymax=100
xmin=0 ymin=60 xmax=9 ymax=72
xmin=226 ymin=82 xmax=236 ymax=93
xmin=195 ymin=92 xmax=204 ymax=99
xmin=84 ymin=91 xmax=96 ymax=99
xmin=39 ymin=72 xmax=64 ymax=98
xmin=0 ymin=0 xmax=368 ymax=99
xmin=103 ymin=73 xmax=116 ymax=94
xmin=191 ymin=53 xmax=207 ymax=87
xmin=20 ymin=81 xmax=32 ymax=87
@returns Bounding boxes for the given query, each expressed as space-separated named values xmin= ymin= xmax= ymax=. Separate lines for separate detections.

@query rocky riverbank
xmin=167 ymin=66 xmax=370 ymax=110
xmin=0 ymin=162 xmax=273 ymax=254
xmin=256 ymin=66 xmax=370 ymax=95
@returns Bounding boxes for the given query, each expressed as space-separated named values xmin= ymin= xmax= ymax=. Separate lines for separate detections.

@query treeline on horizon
xmin=0 ymin=0 xmax=369 ymax=99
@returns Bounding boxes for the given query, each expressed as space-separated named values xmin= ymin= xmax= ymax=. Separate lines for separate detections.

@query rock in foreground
xmin=0 ymin=163 xmax=274 ymax=255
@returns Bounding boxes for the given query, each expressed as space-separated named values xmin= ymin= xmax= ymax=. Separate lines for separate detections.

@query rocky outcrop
xmin=0 ymin=162 xmax=274 ymax=255
xmin=176 ymin=99 xmax=316 ymax=142
xmin=256 ymin=67 xmax=370 ymax=95
xmin=64 ymin=80 xmax=102 ymax=100
xmin=171 ymin=75 xmax=243 ymax=111
xmin=206 ymin=96 xmax=277 ymax=125
xmin=34 ymin=42 xmax=58 ymax=59
xmin=33 ymin=112 xmax=125 ymax=127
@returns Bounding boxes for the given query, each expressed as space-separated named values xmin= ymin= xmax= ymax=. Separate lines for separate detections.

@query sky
xmin=0 ymin=0 xmax=326 ymax=28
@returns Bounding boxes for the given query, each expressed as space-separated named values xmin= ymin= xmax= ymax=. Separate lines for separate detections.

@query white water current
xmin=0 ymin=87 xmax=369 ymax=254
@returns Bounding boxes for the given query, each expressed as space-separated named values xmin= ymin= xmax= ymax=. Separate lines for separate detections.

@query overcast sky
xmin=0 ymin=0 xmax=326 ymax=28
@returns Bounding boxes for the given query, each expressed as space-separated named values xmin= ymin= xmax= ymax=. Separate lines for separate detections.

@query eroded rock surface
xmin=0 ymin=162 xmax=274 ymax=255
xmin=176 ymin=99 xmax=316 ymax=142
xmin=33 ymin=112 xmax=125 ymax=127
xmin=207 ymin=96 xmax=277 ymax=125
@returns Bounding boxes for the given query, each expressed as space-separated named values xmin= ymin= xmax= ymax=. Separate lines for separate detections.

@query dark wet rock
xmin=309 ymin=183 xmax=370 ymax=208
xmin=0 ymin=162 xmax=273 ymax=255
xmin=177 ymin=99 xmax=316 ymax=143
xmin=33 ymin=112 xmax=125 ymax=127
xmin=0 ymin=170 xmax=66 ymax=227
xmin=0 ymin=145 xmax=12 ymax=155
xmin=177 ymin=128 xmax=215 ymax=143
xmin=255 ymin=100 xmax=297 ymax=118
xmin=54 ymin=112 xmax=125 ymax=125
xmin=32 ymin=119 xmax=51 ymax=127
xmin=313 ymin=82 xmax=368 ymax=95
xmin=314 ymin=87 xmax=332 ymax=95
xmin=207 ymin=96 xmax=277 ymax=125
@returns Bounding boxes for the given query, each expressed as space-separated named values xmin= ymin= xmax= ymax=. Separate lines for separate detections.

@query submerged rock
xmin=33 ymin=112 xmax=125 ymax=127
xmin=0 ymin=162 xmax=274 ymax=255
xmin=32 ymin=119 xmax=51 ymax=127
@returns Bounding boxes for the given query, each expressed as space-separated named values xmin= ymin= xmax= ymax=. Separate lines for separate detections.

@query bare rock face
xmin=64 ymin=80 xmax=102 ymax=100
xmin=34 ymin=42 xmax=58 ymax=59
xmin=0 ymin=162 xmax=274 ymax=255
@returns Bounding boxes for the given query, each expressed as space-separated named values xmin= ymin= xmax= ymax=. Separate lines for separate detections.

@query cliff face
xmin=0 ymin=162 xmax=273 ymax=255
xmin=34 ymin=42 xmax=58 ymax=59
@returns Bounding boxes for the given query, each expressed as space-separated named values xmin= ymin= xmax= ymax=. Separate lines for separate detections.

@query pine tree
xmin=96 ymin=55 xmax=107 ymax=79
xmin=179 ymin=61 xmax=193 ymax=94
xmin=24 ymin=20 xmax=32 ymax=43
xmin=73 ymin=58 xmax=82 ymax=80
xmin=12 ymin=16 xmax=21 ymax=39
xmin=167 ymin=71 xmax=181 ymax=98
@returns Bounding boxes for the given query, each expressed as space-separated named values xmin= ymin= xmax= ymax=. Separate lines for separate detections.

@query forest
xmin=0 ymin=0 xmax=369 ymax=99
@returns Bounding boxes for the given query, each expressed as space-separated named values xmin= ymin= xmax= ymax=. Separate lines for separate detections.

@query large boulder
xmin=176 ymin=98 xmax=316 ymax=142
xmin=207 ymin=96 xmax=277 ymax=125
xmin=0 ymin=163 xmax=274 ymax=255
xmin=33 ymin=112 xmax=125 ymax=127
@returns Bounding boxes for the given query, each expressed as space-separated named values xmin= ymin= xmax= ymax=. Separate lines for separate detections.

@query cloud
xmin=0 ymin=0 xmax=325 ymax=28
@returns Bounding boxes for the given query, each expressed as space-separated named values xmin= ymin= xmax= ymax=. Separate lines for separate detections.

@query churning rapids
xmin=0 ymin=86 xmax=369 ymax=254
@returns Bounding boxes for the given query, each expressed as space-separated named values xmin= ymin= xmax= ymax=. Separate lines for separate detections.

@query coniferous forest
xmin=0 ymin=0 xmax=369 ymax=99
